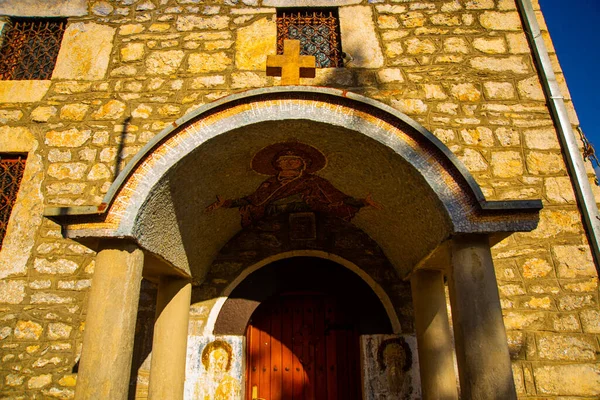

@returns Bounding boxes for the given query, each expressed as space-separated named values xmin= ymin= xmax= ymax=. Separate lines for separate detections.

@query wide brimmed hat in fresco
xmin=251 ymin=141 xmax=327 ymax=175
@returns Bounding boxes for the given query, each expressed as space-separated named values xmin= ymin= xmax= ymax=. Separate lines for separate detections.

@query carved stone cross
xmin=266 ymin=39 xmax=316 ymax=85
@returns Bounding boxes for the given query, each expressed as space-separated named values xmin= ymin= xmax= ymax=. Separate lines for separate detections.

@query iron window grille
xmin=277 ymin=9 xmax=343 ymax=68
xmin=0 ymin=155 xmax=26 ymax=249
xmin=0 ymin=18 xmax=67 ymax=80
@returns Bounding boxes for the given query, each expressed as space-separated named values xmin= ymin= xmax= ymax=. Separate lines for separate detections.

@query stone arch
xmin=46 ymin=87 xmax=540 ymax=281
xmin=207 ymin=250 xmax=403 ymax=337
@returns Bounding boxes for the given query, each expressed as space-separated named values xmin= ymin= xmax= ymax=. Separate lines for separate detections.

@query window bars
xmin=0 ymin=156 xmax=26 ymax=249
xmin=277 ymin=9 xmax=343 ymax=68
xmin=0 ymin=18 xmax=67 ymax=80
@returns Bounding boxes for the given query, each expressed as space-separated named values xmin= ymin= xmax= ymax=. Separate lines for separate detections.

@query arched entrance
xmin=242 ymin=257 xmax=389 ymax=400
xmin=46 ymin=87 xmax=542 ymax=400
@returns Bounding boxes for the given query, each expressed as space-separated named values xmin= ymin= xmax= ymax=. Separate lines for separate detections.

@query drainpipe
xmin=515 ymin=0 xmax=600 ymax=271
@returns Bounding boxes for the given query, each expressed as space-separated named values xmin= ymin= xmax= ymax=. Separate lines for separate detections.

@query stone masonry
xmin=0 ymin=0 xmax=599 ymax=398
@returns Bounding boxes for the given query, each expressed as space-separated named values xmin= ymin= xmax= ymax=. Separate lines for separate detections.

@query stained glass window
xmin=0 ymin=155 xmax=26 ymax=249
xmin=0 ymin=18 xmax=67 ymax=80
xmin=277 ymin=9 xmax=343 ymax=68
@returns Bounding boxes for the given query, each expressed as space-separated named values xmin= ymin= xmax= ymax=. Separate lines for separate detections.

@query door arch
xmin=237 ymin=257 xmax=392 ymax=400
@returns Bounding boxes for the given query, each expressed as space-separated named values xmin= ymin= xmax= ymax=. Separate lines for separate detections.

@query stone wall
xmin=0 ymin=0 xmax=598 ymax=398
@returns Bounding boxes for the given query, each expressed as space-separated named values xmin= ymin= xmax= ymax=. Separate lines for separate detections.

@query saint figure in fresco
xmin=372 ymin=337 xmax=413 ymax=400
xmin=197 ymin=340 xmax=240 ymax=400
xmin=205 ymin=142 xmax=382 ymax=227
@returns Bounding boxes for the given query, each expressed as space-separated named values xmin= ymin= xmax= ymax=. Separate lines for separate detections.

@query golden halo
xmin=251 ymin=141 xmax=327 ymax=175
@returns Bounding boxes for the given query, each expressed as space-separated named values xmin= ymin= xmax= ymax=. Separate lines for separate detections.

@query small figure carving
xmin=372 ymin=337 xmax=412 ymax=399
xmin=198 ymin=340 xmax=240 ymax=400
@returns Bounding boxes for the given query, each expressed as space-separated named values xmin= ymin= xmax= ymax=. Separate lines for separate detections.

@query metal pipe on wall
xmin=515 ymin=0 xmax=600 ymax=271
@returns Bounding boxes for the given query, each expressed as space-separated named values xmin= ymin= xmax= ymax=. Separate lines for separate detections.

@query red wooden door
xmin=246 ymin=293 xmax=361 ymax=400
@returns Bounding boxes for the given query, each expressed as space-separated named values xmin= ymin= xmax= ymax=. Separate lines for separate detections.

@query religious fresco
xmin=185 ymin=336 xmax=243 ymax=400
xmin=205 ymin=141 xmax=382 ymax=227
xmin=362 ymin=335 xmax=421 ymax=400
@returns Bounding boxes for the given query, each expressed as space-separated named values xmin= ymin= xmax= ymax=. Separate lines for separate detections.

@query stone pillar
xmin=411 ymin=269 xmax=458 ymax=400
xmin=148 ymin=277 xmax=192 ymax=400
xmin=448 ymin=235 xmax=516 ymax=400
xmin=75 ymin=242 xmax=144 ymax=400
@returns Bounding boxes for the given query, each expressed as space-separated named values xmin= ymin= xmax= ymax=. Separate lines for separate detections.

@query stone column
xmin=75 ymin=241 xmax=144 ymax=400
xmin=148 ymin=277 xmax=192 ymax=400
xmin=448 ymin=235 xmax=516 ymax=400
xmin=411 ymin=269 xmax=458 ymax=400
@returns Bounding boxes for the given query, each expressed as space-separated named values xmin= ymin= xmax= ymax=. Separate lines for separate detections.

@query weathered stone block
xmin=0 ymin=109 xmax=23 ymax=123
xmin=534 ymin=364 xmax=600 ymax=395
xmin=192 ymin=76 xmax=226 ymax=89
xmin=0 ymin=280 xmax=26 ymax=304
xmin=30 ymin=293 xmax=75 ymax=304
xmin=189 ymin=52 xmax=231 ymax=73
xmin=176 ymin=15 xmax=229 ymax=31
xmin=443 ymin=37 xmax=469 ymax=53
xmin=60 ymin=104 xmax=89 ymax=122
xmin=484 ymin=81 xmax=515 ymax=99
xmin=146 ymin=50 xmax=185 ymax=75
xmin=0 ymin=80 xmax=51 ymax=103
xmin=405 ymin=37 xmax=436 ymax=55
xmin=58 ymin=280 xmax=92 ymax=291
xmin=384 ymin=41 xmax=404 ymax=58
xmin=339 ymin=6 xmax=384 ymax=68
xmin=523 ymin=128 xmax=559 ymax=150
xmin=470 ymin=56 xmax=529 ymax=74
xmin=34 ymin=258 xmax=79 ymax=274
xmin=0 ymin=0 xmax=88 ymax=16
xmin=552 ymin=313 xmax=580 ymax=332
xmin=121 ymin=43 xmax=145 ymax=62
xmin=48 ymin=322 xmax=73 ymax=339
xmin=48 ymin=163 xmax=87 ymax=180
xmin=537 ymin=333 xmax=597 ymax=361
xmin=492 ymin=151 xmax=523 ymax=177
xmin=14 ymin=320 xmax=43 ymax=340
xmin=430 ymin=13 xmax=461 ymax=26
xmin=559 ymin=294 xmax=596 ymax=311
xmin=451 ymin=83 xmax=481 ymax=102
xmin=28 ymin=374 xmax=52 ymax=389
xmin=518 ymin=76 xmax=546 ymax=100
xmin=119 ymin=24 xmax=144 ymax=35
xmin=377 ymin=69 xmax=404 ymax=83
xmin=377 ymin=15 xmax=399 ymax=29
xmin=53 ymin=23 xmax=115 ymax=80
xmin=231 ymin=72 xmax=268 ymax=89
xmin=91 ymin=100 xmax=126 ymax=120
xmin=235 ymin=18 xmax=276 ymax=71
xmin=526 ymin=152 xmax=565 ymax=175
xmin=580 ymin=310 xmax=600 ymax=333
xmin=530 ymin=209 xmax=581 ymax=239
xmin=458 ymin=149 xmax=489 ymax=172
xmin=479 ymin=11 xmax=523 ymax=31
xmin=504 ymin=311 xmax=548 ymax=330
xmin=495 ymin=127 xmax=520 ymax=146
xmin=473 ymin=37 xmax=507 ymax=54
xmin=91 ymin=1 xmax=113 ymax=16
xmin=521 ymin=258 xmax=553 ymax=279
xmin=460 ymin=127 xmax=494 ymax=147
xmin=45 ymin=128 xmax=91 ymax=147
xmin=552 ymin=245 xmax=596 ymax=278
xmin=5 ymin=373 xmax=24 ymax=387
xmin=391 ymin=99 xmax=428 ymax=115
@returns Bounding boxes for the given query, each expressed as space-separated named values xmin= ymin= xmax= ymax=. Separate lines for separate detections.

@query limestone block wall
xmin=0 ymin=0 xmax=598 ymax=398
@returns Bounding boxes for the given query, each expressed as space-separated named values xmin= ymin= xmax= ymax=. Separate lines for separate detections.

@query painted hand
xmin=365 ymin=193 xmax=383 ymax=210
xmin=205 ymin=195 xmax=226 ymax=212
